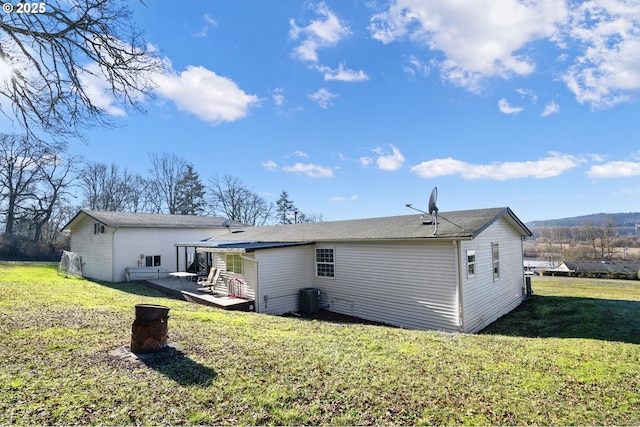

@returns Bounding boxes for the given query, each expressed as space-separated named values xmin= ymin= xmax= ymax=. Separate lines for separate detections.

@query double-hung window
xmin=492 ymin=243 xmax=500 ymax=280
xmin=225 ymin=253 xmax=243 ymax=274
xmin=315 ymin=248 xmax=335 ymax=278
xmin=466 ymin=250 xmax=476 ymax=278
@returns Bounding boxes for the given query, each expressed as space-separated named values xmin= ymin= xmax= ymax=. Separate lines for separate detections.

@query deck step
xmin=180 ymin=291 xmax=255 ymax=312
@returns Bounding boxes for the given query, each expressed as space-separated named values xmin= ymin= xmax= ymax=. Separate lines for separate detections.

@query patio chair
xmin=198 ymin=268 xmax=220 ymax=292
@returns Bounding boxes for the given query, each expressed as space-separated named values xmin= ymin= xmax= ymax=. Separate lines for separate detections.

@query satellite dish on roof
xmin=222 ymin=219 xmax=231 ymax=230
xmin=428 ymin=187 xmax=438 ymax=215
xmin=405 ymin=186 xmax=440 ymax=236
xmin=428 ymin=187 xmax=439 ymax=236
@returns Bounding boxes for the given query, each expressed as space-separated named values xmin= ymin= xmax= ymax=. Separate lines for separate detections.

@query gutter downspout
xmin=111 ymin=226 xmax=118 ymax=282
xmin=454 ymin=240 xmax=465 ymax=333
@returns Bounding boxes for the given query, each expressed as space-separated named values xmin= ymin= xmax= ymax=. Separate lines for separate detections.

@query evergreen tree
xmin=175 ymin=164 xmax=206 ymax=215
xmin=276 ymin=190 xmax=296 ymax=224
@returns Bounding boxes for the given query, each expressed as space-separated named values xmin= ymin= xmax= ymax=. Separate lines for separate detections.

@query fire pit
xmin=130 ymin=304 xmax=170 ymax=354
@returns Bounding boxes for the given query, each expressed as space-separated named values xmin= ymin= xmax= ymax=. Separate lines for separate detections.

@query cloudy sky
xmin=11 ymin=0 xmax=640 ymax=222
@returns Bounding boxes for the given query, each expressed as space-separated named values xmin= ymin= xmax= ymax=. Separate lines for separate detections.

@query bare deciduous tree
xmin=78 ymin=161 xmax=148 ymax=212
xmin=0 ymin=0 xmax=161 ymax=141
xmin=581 ymin=220 xmax=602 ymax=260
xmin=0 ymin=133 xmax=77 ymax=242
xmin=148 ymin=152 xmax=187 ymax=214
xmin=209 ymin=175 xmax=273 ymax=226
xmin=0 ymin=134 xmax=51 ymax=234
xmin=26 ymin=153 xmax=79 ymax=243
xmin=603 ymin=215 xmax=617 ymax=260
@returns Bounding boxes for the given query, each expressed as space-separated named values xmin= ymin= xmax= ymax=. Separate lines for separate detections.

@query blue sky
xmin=26 ymin=1 xmax=640 ymax=222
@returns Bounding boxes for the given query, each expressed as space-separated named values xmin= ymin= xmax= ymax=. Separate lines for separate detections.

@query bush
xmin=0 ymin=235 xmax=69 ymax=261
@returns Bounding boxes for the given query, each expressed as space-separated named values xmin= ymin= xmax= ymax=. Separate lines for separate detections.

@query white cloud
xmin=411 ymin=152 xmax=585 ymax=180
xmin=76 ymin=42 xmax=160 ymax=117
xmin=515 ymin=88 xmax=538 ymax=103
xmin=293 ymin=150 xmax=309 ymax=158
xmin=369 ymin=0 xmax=567 ymax=91
xmin=192 ymin=14 xmax=218 ymax=38
xmin=541 ymin=100 xmax=560 ymax=117
xmin=370 ymin=0 xmax=640 ymax=108
xmin=308 ymin=87 xmax=338 ymax=108
xmin=403 ymin=55 xmax=431 ymax=78
xmin=561 ymin=1 xmax=640 ymax=109
xmin=154 ymin=65 xmax=259 ymax=125
xmin=79 ymin=63 xmax=127 ymax=116
xmin=272 ymin=88 xmax=285 ymax=106
xmin=359 ymin=156 xmax=373 ymax=167
xmin=373 ymin=144 xmax=405 ymax=171
xmin=316 ymin=64 xmax=369 ymax=82
xmin=587 ymin=161 xmax=640 ymax=178
xmin=282 ymin=162 xmax=334 ymax=178
xmin=498 ymin=98 xmax=524 ymax=114
xmin=330 ymin=195 xmax=359 ymax=202
xmin=289 ymin=2 xmax=351 ymax=63
xmin=619 ymin=187 xmax=640 ymax=196
xmin=261 ymin=160 xmax=278 ymax=171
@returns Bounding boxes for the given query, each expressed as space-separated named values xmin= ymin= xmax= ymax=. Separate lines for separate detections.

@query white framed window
xmin=492 ymin=243 xmax=500 ymax=280
xmin=225 ymin=253 xmax=243 ymax=274
xmin=93 ymin=223 xmax=104 ymax=234
xmin=315 ymin=248 xmax=335 ymax=278
xmin=145 ymin=255 xmax=161 ymax=267
xmin=466 ymin=250 xmax=476 ymax=278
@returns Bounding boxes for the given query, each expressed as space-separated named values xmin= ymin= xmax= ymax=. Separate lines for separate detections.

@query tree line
xmin=0 ymin=134 xmax=319 ymax=260
xmin=526 ymin=215 xmax=640 ymax=263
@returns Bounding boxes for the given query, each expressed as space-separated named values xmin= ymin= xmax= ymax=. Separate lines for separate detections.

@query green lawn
xmin=1 ymin=263 xmax=639 ymax=426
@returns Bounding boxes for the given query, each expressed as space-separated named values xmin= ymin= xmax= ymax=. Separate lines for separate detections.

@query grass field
xmin=1 ymin=263 xmax=639 ymax=425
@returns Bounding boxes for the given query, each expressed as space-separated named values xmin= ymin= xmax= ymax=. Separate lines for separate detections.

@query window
xmin=93 ymin=223 xmax=104 ymax=234
xmin=492 ymin=243 xmax=500 ymax=280
xmin=225 ymin=253 xmax=243 ymax=274
xmin=316 ymin=248 xmax=335 ymax=278
xmin=145 ymin=255 xmax=161 ymax=267
xmin=466 ymin=250 xmax=476 ymax=278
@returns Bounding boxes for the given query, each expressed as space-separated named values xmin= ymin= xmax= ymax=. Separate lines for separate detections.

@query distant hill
xmin=527 ymin=212 xmax=640 ymax=236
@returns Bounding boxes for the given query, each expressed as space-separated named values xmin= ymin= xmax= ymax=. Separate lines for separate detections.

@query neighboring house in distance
xmin=62 ymin=210 xmax=242 ymax=282
xmin=182 ymin=207 xmax=532 ymax=333
xmin=523 ymin=260 xmax=556 ymax=275
xmin=554 ymin=261 xmax=640 ymax=278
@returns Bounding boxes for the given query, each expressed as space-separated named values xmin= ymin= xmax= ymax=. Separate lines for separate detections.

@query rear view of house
xmin=62 ymin=210 xmax=242 ymax=282
xmin=185 ymin=207 xmax=532 ymax=333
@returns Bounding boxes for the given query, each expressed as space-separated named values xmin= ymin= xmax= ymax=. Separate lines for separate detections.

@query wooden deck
xmin=144 ymin=277 xmax=255 ymax=312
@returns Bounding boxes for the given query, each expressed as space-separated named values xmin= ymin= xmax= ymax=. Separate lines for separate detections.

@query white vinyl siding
xmin=112 ymin=228 xmax=224 ymax=282
xmin=69 ymin=216 xmax=113 ymax=282
xmin=255 ymin=246 xmax=314 ymax=314
xmin=208 ymin=252 xmax=257 ymax=301
xmin=460 ymin=218 xmax=525 ymax=333
xmin=70 ymin=221 xmax=231 ymax=282
xmin=312 ymin=241 xmax=460 ymax=331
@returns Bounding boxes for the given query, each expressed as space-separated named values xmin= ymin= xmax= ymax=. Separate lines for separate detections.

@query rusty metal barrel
xmin=130 ymin=304 xmax=170 ymax=354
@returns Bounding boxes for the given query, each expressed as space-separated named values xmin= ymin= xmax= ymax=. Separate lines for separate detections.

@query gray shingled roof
xmin=206 ymin=207 xmax=531 ymax=244
xmin=561 ymin=261 xmax=640 ymax=274
xmin=62 ymin=210 xmax=243 ymax=231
